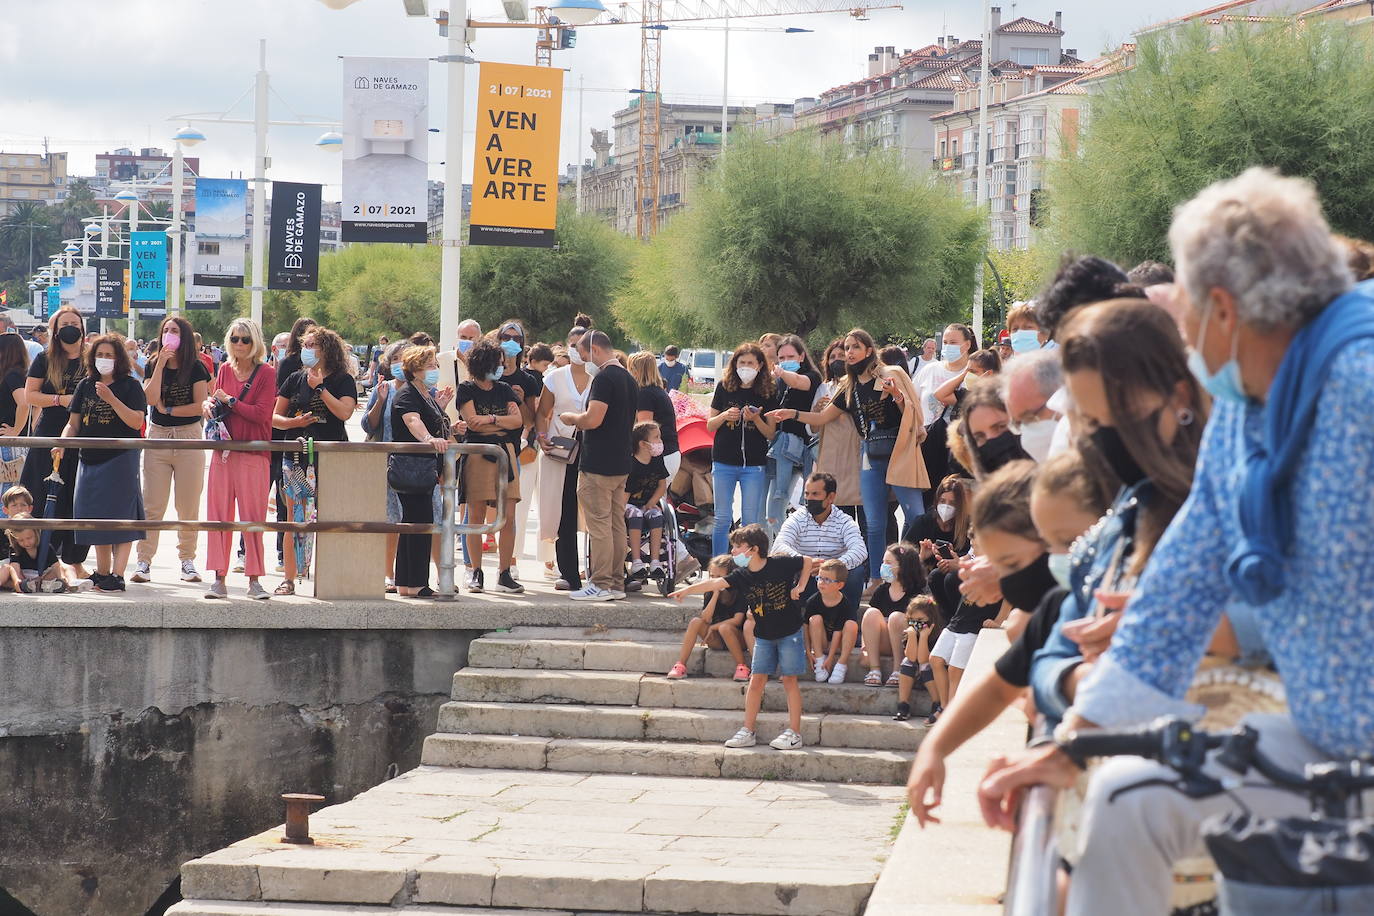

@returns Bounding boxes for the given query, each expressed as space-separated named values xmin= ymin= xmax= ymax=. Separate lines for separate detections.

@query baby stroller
xmin=666 ymin=415 xmax=715 ymax=569
xmin=583 ymin=493 xmax=695 ymax=596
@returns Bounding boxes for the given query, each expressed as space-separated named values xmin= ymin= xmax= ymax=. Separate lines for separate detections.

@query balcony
xmin=1015 ymin=139 xmax=1046 ymax=159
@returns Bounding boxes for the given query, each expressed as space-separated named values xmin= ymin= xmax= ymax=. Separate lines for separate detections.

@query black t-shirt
xmin=150 ymin=358 xmax=212 ymax=427
xmin=836 ymin=380 xmax=902 ymax=435
xmin=709 ymin=383 xmax=778 ymax=467
xmin=902 ymin=511 xmax=959 ymax=548
xmin=994 ymin=587 xmax=1067 ymax=688
xmin=706 ymin=587 xmax=741 ymax=625
xmin=28 ymin=352 xmax=85 ymax=436
xmin=391 ymin=383 xmax=447 ymax=443
xmin=805 ymin=591 xmax=855 ymax=634
xmin=455 ymin=380 xmax=518 ymax=446
xmin=583 ymin=364 xmax=638 ymax=477
xmin=70 ymin=374 xmax=146 ymax=464
xmin=9 ymin=543 xmax=40 ymax=572
xmin=271 ymin=354 xmax=304 ymax=442
xmin=727 ymin=555 xmax=805 ymax=641
xmin=948 ymin=597 xmax=1001 ymax=635
xmin=278 ymin=369 xmax=356 ymax=442
xmin=869 ymin=582 xmax=912 ymax=617
xmin=0 ymin=369 xmax=25 ymax=430
xmin=625 ymin=454 xmax=669 ymax=508
xmin=636 ymin=384 xmax=679 ymax=456
xmin=776 ymin=369 xmax=821 ymax=439
xmin=500 ymin=366 xmax=544 ymax=447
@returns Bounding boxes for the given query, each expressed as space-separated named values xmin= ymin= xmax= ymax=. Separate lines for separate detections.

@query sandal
xmin=732 ymin=664 xmax=751 ymax=682
xmin=886 ymin=671 xmax=901 ymax=687
xmin=666 ymin=662 xmax=688 ymax=679
xmin=864 ymin=669 xmax=883 ymax=687
xmin=273 ymin=581 xmax=296 ymax=596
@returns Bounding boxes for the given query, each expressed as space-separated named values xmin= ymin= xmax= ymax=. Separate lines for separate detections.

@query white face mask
xmin=584 ymin=360 xmax=599 ymax=377
xmin=95 ymin=357 xmax=116 ymax=376
xmin=664 ymin=358 xmax=676 ymax=366
xmin=1019 ymin=417 xmax=1059 ymax=463
xmin=736 ymin=366 xmax=758 ymax=385
xmin=569 ymin=347 xmax=585 ymax=366
xmin=935 ymin=503 xmax=956 ymax=523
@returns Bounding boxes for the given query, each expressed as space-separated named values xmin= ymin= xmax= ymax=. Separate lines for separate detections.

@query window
xmin=11 ymin=189 xmax=26 ymax=197
xmin=1011 ymin=46 xmax=1051 ymax=66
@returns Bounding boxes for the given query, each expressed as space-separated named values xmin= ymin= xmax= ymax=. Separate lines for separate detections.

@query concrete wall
xmin=0 ymin=625 xmax=478 ymax=916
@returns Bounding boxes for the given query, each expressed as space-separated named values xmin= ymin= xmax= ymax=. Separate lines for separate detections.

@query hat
xmin=500 ymin=321 xmax=525 ymax=339
xmin=997 ymin=330 xmax=1011 ymax=345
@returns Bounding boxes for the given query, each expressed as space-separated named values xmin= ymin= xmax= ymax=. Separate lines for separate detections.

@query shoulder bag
xmin=541 ymin=368 xmax=587 ymax=464
xmin=387 ymin=392 xmax=444 ymax=493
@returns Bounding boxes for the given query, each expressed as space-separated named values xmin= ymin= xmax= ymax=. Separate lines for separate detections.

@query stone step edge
xmin=170 ymin=903 xmax=694 ymax=916
xmin=435 ymin=700 xmax=928 ymax=751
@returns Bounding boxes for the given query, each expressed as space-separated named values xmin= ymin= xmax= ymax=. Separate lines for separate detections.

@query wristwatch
xmin=227 ymin=396 xmax=238 ymax=408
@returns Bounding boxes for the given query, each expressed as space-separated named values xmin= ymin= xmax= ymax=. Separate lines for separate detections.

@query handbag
xmin=542 ymin=434 xmax=580 ymax=464
xmin=863 ymin=418 xmax=898 ymax=462
xmin=387 ymin=453 xmax=440 ymax=493
xmin=208 ymin=365 xmax=263 ymax=442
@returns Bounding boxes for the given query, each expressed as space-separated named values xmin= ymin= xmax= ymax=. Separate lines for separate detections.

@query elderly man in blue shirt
xmin=973 ymin=168 xmax=1374 ymax=913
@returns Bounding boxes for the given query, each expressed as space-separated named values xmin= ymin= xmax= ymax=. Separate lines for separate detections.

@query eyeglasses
xmin=1008 ymin=402 xmax=1050 ymax=435
xmin=229 ymin=336 xmax=252 ymax=345
xmin=816 ymin=576 xmax=840 ymax=584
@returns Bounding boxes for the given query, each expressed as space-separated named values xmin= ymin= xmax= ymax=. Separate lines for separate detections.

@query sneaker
xmin=629 ymin=561 xmax=647 ymax=579
xmin=814 ymin=660 xmax=829 ymax=683
xmin=554 ymin=578 xmax=572 ymax=591
xmin=205 ymin=580 xmax=228 ymax=600
xmin=894 ymin=702 xmax=911 ymax=722
xmin=649 ymin=563 xmax=665 ymax=581
xmin=39 ymin=579 xmax=68 ymax=593
xmin=568 ymin=585 xmax=612 ymax=602
xmin=73 ymin=578 xmax=95 ymax=592
xmin=732 ymin=664 xmax=751 ymax=682
xmin=828 ymin=663 xmax=848 ymax=685
xmin=542 ymin=562 xmax=558 ymax=580
xmin=467 ymin=569 xmax=485 ymax=594
xmin=246 ymin=580 xmax=270 ymax=601
xmin=232 ymin=559 xmax=246 ymax=574
xmin=180 ymin=560 xmax=202 ymax=583
xmin=494 ymin=569 xmax=524 ymax=594
xmin=924 ymin=702 xmax=943 ymax=726
xmin=606 ymin=589 xmax=627 ymax=600
xmin=724 ymin=727 xmax=757 ymax=748
xmin=769 ymin=728 xmax=803 ymax=751
xmin=129 ymin=561 xmax=151 ymax=583
xmin=666 ymin=662 xmax=688 ymax=679
xmin=97 ymin=574 xmax=126 ymax=593
xmin=508 ymin=567 xmax=520 ymax=582
xmin=275 ymin=561 xmax=285 ymax=573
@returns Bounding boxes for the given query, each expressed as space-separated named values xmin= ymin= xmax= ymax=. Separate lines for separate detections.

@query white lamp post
xmin=972 ymin=0 xmax=991 ymax=344
xmin=167 ymin=126 xmax=206 ymax=316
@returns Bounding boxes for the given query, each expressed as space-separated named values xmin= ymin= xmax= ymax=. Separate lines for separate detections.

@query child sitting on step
xmin=1 ymin=513 xmax=76 ymax=593
xmin=804 ymin=558 xmax=859 ymax=684
xmin=670 ymin=525 xmax=812 ymax=751
xmin=894 ymin=595 xmax=944 ymax=721
xmin=665 ymin=555 xmax=750 ymax=681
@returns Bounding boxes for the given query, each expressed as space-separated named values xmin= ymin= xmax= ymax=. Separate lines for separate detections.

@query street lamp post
xmin=167 ymin=127 xmax=205 ymax=316
xmin=439 ymin=1 xmax=469 ymax=353
xmin=971 ymin=0 xmax=991 ymax=344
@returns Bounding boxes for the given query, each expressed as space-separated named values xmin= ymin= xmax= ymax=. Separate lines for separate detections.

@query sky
xmin=0 ymin=0 xmax=1211 ymax=199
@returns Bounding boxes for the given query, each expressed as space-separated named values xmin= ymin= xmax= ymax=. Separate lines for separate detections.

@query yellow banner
xmin=470 ymin=62 xmax=564 ymax=248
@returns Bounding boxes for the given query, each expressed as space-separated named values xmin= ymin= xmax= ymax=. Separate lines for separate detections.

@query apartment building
xmin=93 ymin=147 xmax=199 ymax=199
xmin=0 ymin=150 xmax=69 ymax=216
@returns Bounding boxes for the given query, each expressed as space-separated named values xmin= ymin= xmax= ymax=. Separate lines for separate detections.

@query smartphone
xmin=934 ymin=540 xmax=955 ymax=559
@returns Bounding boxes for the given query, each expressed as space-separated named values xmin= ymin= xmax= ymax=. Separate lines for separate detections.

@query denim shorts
xmin=751 ymin=629 xmax=807 ymax=678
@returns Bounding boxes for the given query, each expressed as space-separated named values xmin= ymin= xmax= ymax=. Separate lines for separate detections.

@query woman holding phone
xmin=707 ymin=343 xmax=779 ymax=556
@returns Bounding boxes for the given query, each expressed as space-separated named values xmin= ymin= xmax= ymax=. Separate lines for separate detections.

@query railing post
xmin=437 ymin=446 xmax=457 ymax=599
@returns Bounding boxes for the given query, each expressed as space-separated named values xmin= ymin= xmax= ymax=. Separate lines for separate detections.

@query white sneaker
xmin=180 ymin=560 xmax=202 ymax=582
xmin=724 ymin=727 xmax=757 ymax=748
xmin=814 ymin=661 xmax=829 ymax=683
xmin=606 ymin=589 xmax=627 ymax=600
xmin=769 ymin=728 xmax=803 ymax=751
xmin=130 ymin=561 xmax=151 ymax=583
xmin=827 ymin=663 xmax=848 ymax=685
xmin=569 ymin=585 xmax=612 ymax=602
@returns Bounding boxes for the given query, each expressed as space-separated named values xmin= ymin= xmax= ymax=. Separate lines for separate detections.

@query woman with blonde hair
xmin=203 ymin=318 xmax=276 ymax=600
xmin=628 ymin=351 xmax=681 ymax=478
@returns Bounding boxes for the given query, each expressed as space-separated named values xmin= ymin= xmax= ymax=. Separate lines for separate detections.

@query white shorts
xmin=931 ymin=628 xmax=980 ymax=669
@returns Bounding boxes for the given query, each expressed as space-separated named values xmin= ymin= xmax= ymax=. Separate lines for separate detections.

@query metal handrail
xmin=3 ymin=436 xmax=510 ymax=599
xmin=1003 ymin=716 xmax=1062 ymax=915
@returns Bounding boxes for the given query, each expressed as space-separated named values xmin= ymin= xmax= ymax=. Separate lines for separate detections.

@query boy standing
xmin=671 ymin=524 xmax=812 ymax=750
xmin=804 ymin=559 xmax=859 ymax=684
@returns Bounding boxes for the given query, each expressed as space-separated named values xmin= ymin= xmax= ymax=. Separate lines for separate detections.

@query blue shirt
xmin=1075 ymin=346 xmax=1374 ymax=758
xmin=659 ymin=359 xmax=688 ymax=391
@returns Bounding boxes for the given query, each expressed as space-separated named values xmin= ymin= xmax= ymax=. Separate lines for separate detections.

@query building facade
xmin=93 ymin=147 xmax=199 ymax=198
xmin=0 ymin=150 xmax=69 ymax=216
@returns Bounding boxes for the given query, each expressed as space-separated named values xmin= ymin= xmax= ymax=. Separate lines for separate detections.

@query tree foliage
xmin=615 ymin=131 xmax=984 ymax=350
xmin=461 ymin=202 xmax=635 ymax=343
xmin=1045 ymin=21 xmax=1374 ymax=266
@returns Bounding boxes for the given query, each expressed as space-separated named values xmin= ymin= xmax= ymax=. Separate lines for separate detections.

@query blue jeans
xmin=765 ymin=454 xmax=813 ymax=538
xmin=751 ymin=628 xmax=807 ymax=677
xmin=712 ymin=462 xmax=766 ymax=556
xmin=859 ymin=456 xmax=924 ymax=580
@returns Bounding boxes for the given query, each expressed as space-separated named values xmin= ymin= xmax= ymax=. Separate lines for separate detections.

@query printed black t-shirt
xmin=625 ymin=455 xmax=669 ymax=508
xmin=150 ymin=358 xmax=212 ymax=427
xmin=69 ymin=374 xmax=146 ymax=464
xmin=776 ymin=368 xmax=821 ymax=439
xmin=709 ymin=383 xmax=777 ymax=467
xmin=28 ymin=353 xmax=85 ymax=436
xmin=279 ymin=369 xmax=356 ymax=442
xmin=455 ymin=380 xmax=518 ymax=446
xmin=835 ymin=379 xmax=902 ymax=435
xmin=727 ymin=555 xmax=805 ymax=641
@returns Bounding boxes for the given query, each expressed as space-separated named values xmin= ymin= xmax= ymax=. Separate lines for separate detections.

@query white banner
xmin=341 ymin=57 xmax=429 ymax=243
xmin=184 ymin=232 xmax=222 ymax=308
xmin=72 ymin=266 xmax=97 ymax=315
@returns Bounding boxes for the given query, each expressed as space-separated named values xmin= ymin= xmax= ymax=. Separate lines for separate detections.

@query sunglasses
xmin=229 ymin=336 xmax=252 ymax=345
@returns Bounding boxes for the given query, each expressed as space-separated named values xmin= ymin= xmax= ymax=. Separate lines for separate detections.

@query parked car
xmin=684 ymin=349 xmax=729 ymax=387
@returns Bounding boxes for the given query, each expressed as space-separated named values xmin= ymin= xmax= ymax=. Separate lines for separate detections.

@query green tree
xmin=461 ymin=203 xmax=635 ymax=344
xmin=55 ymin=178 xmax=97 ymax=239
xmin=1045 ymin=21 xmax=1374 ymax=266
xmin=0 ymin=201 xmax=59 ymax=279
xmin=615 ymin=132 xmax=984 ymax=349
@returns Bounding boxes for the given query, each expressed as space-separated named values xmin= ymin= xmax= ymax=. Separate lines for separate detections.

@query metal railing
xmin=1002 ymin=717 xmax=1061 ymax=914
xmin=3 ymin=436 xmax=510 ymax=599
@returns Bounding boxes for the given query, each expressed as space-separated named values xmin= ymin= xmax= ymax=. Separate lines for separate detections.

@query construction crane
xmin=480 ymin=0 xmax=899 ymax=240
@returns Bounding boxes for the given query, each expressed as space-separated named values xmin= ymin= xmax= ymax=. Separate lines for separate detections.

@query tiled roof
xmin=1138 ymin=0 xmax=1268 ymax=33
xmin=907 ymin=44 xmax=945 ymax=57
xmin=929 ymin=54 xmax=1124 ymax=120
xmin=997 ymin=16 xmax=1063 ymax=35
xmin=910 ymin=62 xmax=974 ymax=90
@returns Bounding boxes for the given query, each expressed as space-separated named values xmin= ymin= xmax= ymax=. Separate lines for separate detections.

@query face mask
xmin=663 ymin=358 xmax=676 ymax=366
xmin=500 ymin=339 xmax=523 ymax=358
xmin=942 ymin=343 xmax=962 ymax=363
xmin=162 ymin=331 xmax=181 ymax=350
xmin=274 ymin=347 xmax=287 ymax=362
xmin=732 ymin=552 xmax=751 ymax=568
xmin=584 ymin=360 xmax=600 ymax=377
xmin=57 ymin=325 xmax=81 ymax=345
xmin=1009 ymin=330 xmax=1041 ymax=354
xmin=805 ymin=498 xmax=827 ymax=518
xmin=485 ymin=370 xmax=503 ymax=382
xmin=457 ymin=339 xmax=474 ymax=355
xmin=1019 ymin=418 xmax=1058 ymax=463
xmin=828 ymin=359 xmax=845 ymax=379
xmin=1089 ymin=423 xmax=1147 ymax=487
xmin=879 ymin=562 xmax=895 ymax=583
xmin=94 ymin=357 xmax=115 ymax=376
xmin=649 ymin=441 xmax=664 ymax=457
xmin=424 ymin=368 xmax=441 ymax=388
xmin=1186 ymin=298 xmax=1247 ymax=404
xmin=998 ymin=553 xmax=1057 ymax=611
xmin=935 ymin=502 xmax=956 ymax=523
xmin=301 ymin=348 xmax=319 ymax=368
xmin=736 ymin=366 xmax=758 ymax=385
xmin=1048 ymin=552 xmax=1072 ymax=590
xmin=779 ymin=359 xmax=801 ymax=373
xmin=569 ymin=347 xmax=585 ymax=365
xmin=391 ymin=363 xmax=404 ymax=381
xmin=977 ymin=430 xmax=1029 ymax=473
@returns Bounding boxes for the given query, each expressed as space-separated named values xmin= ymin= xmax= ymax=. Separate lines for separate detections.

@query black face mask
xmin=828 ymin=359 xmax=845 ymax=380
xmin=977 ymin=431 xmax=1029 ymax=473
xmin=998 ymin=552 xmax=1057 ymax=611
xmin=805 ymin=498 xmax=828 ymax=518
xmin=57 ymin=325 xmax=81 ymax=345
xmin=1089 ymin=424 xmax=1147 ymax=487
